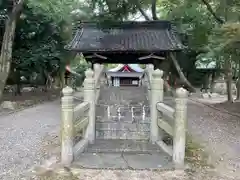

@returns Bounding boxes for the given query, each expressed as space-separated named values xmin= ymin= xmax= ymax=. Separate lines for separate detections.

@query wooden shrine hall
xmin=106 ymin=64 xmax=144 ymax=87
xmin=65 ymin=20 xmax=184 ymax=66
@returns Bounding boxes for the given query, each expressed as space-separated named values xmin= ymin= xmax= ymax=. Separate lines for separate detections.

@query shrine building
xmin=106 ymin=64 xmax=144 ymax=87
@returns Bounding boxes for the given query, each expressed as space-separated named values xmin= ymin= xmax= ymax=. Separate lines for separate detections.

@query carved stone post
xmin=143 ymin=73 xmax=148 ymax=87
xmin=107 ymin=75 xmax=112 ymax=86
xmin=94 ymin=63 xmax=101 ymax=101
xmin=61 ymin=86 xmax=74 ymax=166
xmin=173 ymin=87 xmax=188 ymax=168
xmin=146 ymin=64 xmax=154 ymax=103
xmin=94 ymin=63 xmax=101 ymax=78
xmin=150 ymin=69 xmax=164 ymax=143
xmin=84 ymin=69 xmax=96 ymax=144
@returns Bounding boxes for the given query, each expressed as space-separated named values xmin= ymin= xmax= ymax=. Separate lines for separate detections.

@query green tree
xmin=0 ymin=0 xmax=92 ymax=99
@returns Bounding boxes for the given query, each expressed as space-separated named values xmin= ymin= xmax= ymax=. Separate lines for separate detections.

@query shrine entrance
xmin=62 ymin=20 xmax=187 ymax=169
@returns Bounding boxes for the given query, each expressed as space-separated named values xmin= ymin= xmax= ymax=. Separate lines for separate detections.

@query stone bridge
xmin=60 ymin=64 xmax=188 ymax=170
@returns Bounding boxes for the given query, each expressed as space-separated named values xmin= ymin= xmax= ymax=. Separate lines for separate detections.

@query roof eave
xmin=64 ymin=48 xmax=184 ymax=53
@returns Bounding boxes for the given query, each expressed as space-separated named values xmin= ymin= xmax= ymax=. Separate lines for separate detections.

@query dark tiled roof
xmin=65 ymin=21 xmax=184 ymax=52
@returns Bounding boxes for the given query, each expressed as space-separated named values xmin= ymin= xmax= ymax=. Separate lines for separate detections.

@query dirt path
xmin=187 ymin=99 xmax=240 ymax=179
xmin=0 ymin=100 xmax=60 ymax=180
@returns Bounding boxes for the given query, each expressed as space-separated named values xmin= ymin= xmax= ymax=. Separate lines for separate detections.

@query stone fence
xmin=145 ymin=64 xmax=188 ymax=168
xmin=60 ymin=64 xmax=104 ymax=166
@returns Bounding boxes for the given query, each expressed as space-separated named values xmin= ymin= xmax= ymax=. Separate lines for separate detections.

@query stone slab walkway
xmin=74 ymin=139 xmax=171 ymax=170
xmin=0 ymin=100 xmax=60 ymax=180
xmin=74 ymin=152 xmax=171 ymax=170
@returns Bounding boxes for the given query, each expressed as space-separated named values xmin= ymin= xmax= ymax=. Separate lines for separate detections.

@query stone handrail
xmin=73 ymin=102 xmax=89 ymax=120
xmin=149 ymin=68 xmax=188 ymax=169
xmin=60 ymin=66 xmax=104 ymax=166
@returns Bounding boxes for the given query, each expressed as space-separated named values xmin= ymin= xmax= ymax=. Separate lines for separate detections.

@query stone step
xmin=96 ymin=121 xmax=150 ymax=131
xmin=96 ymin=129 xmax=150 ymax=140
xmin=96 ymin=116 xmax=151 ymax=123
xmin=86 ymin=139 xmax=162 ymax=153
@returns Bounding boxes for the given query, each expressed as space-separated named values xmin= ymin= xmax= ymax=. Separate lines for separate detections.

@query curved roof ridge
xmin=108 ymin=64 xmax=144 ymax=72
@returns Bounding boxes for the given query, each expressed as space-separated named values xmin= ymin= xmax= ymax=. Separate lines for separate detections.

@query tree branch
xmin=151 ymin=0 xmax=158 ymax=20
xmin=8 ymin=0 xmax=24 ymax=23
xmin=134 ymin=0 xmax=151 ymax=20
xmin=201 ymin=0 xmax=224 ymax=24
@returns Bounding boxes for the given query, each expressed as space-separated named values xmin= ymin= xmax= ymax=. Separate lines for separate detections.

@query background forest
xmin=0 ymin=0 xmax=240 ymax=101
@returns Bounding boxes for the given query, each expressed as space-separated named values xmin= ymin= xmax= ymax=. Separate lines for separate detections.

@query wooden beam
xmin=138 ymin=53 xmax=165 ymax=60
xmin=85 ymin=53 xmax=108 ymax=60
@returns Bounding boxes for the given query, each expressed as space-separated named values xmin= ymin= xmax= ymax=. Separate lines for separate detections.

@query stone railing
xmin=60 ymin=65 xmax=104 ymax=166
xmin=147 ymin=68 xmax=188 ymax=168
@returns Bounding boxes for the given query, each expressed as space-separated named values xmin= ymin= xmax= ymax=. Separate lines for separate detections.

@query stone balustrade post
xmin=61 ymin=86 xmax=74 ymax=166
xmin=146 ymin=64 xmax=154 ymax=102
xmin=107 ymin=75 xmax=112 ymax=86
xmin=173 ymin=87 xmax=188 ymax=168
xmin=93 ymin=63 xmax=101 ymax=79
xmin=150 ymin=69 xmax=164 ymax=143
xmin=93 ymin=63 xmax=101 ymax=95
xmin=100 ymin=64 xmax=104 ymax=70
xmin=100 ymin=76 xmax=105 ymax=86
xmin=143 ymin=73 xmax=148 ymax=86
xmin=83 ymin=69 xmax=96 ymax=144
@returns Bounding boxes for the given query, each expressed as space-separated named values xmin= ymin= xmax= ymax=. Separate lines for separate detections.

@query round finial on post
xmin=176 ymin=87 xmax=188 ymax=98
xmin=152 ymin=69 xmax=163 ymax=78
xmin=148 ymin=64 xmax=154 ymax=71
xmin=93 ymin=63 xmax=101 ymax=71
xmin=62 ymin=86 xmax=73 ymax=96
xmin=85 ymin=68 xmax=94 ymax=78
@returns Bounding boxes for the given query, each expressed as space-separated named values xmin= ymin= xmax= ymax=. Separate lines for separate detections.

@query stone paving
xmin=75 ymin=140 xmax=171 ymax=170
xmin=74 ymin=152 xmax=171 ymax=169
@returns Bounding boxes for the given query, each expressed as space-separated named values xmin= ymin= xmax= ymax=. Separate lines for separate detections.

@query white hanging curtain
xmin=113 ymin=77 xmax=120 ymax=87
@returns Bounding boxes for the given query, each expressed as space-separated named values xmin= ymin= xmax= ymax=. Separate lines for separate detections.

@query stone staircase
xmin=95 ymin=86 xmax=151 ymax=140
xmin=74 ymin=86 xmax=172 ymax=169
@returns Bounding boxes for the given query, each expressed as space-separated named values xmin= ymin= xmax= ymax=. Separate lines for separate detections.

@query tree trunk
xmin=0 ymin=18 xmax=17 ymax=100
xmin=0 ymin=0 xmax=24 ymax=101
xmin=169 ymin=53 xmax=196 ymax=92
xmin=151 ymin=0 xmax=158 ymax=20
xmin=236 ymin=59 xmax=240 ymax=100
xmin=224 ymin=58 xmax=233 ymax=102
xmin=210 ymin=71 xmax=216 ymax=93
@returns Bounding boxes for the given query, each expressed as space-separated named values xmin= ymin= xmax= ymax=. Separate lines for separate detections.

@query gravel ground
xmin=186 ymin=99 xmax=240 ymax=179
xmin=0 ymin=100 xmax=60 ymax=180
xmin=1 ymin=95 xmax=240 ymax=179
xmin=35 ymin=169 xmax=234 ymax=180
